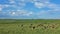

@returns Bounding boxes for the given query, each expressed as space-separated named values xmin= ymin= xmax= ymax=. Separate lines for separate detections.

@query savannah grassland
xmin=0 ymin=19 xmax=60 ymax=34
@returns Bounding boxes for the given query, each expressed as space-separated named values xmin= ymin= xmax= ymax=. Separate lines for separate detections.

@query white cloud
xmin=9 ymin=0 xmax=26 ymax=8
xmin=9 ymin=0 xmax=15 ymax=4
xmin=47 ymin=3 xmax=57 ymax=9
xmin=0 ymin=5 xmax=3 ymax=11
xmin=8 ymin=10 xmax=17 ymax=16
xmin=4 ymin=4 xmax=10 ymax=7
xmin=11 ymin=12 xmax=15 ymax=15
xmin=17 ymin=10 xmax=33 ymax=16
xmin=33 ymin=0 xmax=60 ymax=16
xmin=18 ymin=2 xmax=26 ymax=7
xmin=37 ymin=10 xmax=48 ymax=16
xmin=33 ymin=0 xmax=50 ymax=8
xmin=25 ymin=11 xmax=33 ymax=16
xmin=34 ymin=2 xmax=45 ymax=8
xmin=37 ymin=8 xmax=60 ymax=17
xmin=10 ymin=0 xmax=49 ymax=8
xmin=47 ymin=3 xmax=60 ymax=12
xmin=0 ymin=8 xmax=2 ymax=11
xmin=33 ymin=0 xmax=60 ymax=10
xmin=19 ymin=0 xmax=25 ymax=2
xmin=9 ymin=10 xmax=34 ymax=16
xmin=30 ymin=0 xmax=50 ymax=3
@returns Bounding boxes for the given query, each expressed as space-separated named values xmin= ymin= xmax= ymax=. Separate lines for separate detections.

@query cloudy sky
xmin=0 ymin=0 xmax=60 ymax=19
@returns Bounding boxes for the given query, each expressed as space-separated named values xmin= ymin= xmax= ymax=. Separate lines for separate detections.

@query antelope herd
xmin=20 ymin=23 xmax=59 ymax=30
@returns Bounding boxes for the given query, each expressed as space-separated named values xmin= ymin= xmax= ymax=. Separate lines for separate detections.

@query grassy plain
xmin=0 ymin=19 xmax=60 ymax=34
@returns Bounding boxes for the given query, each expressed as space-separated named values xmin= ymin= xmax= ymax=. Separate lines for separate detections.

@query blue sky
xmin=0 ymin=0 xmax=60 ymax=19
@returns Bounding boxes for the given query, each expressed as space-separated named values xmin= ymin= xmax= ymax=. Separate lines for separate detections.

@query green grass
xmin=0 ymin=19 xmax=60 ymax=34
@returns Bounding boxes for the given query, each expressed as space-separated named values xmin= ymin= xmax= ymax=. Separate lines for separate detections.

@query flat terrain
xmin=0 ymin=19 xmax=60 ymax=34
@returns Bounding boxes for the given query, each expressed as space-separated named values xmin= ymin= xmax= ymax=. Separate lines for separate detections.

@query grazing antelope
xmin=21 ymin=24 xmax=23 ymax=27
xmin=32 ymin=26 xmax=35 ymax=29
xmin=29 ymin=24 xmax=33 ymax=28
xmin=37 ymin=24 xmax=44 ymax=27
